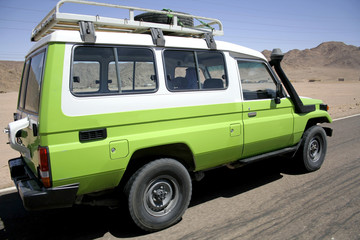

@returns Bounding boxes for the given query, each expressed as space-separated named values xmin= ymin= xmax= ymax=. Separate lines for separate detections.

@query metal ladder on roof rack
xmin=31 ymin=0 xmax=224 ymax=48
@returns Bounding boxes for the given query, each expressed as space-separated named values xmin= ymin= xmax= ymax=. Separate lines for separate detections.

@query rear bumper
xmin=8 ymin=157 xmax=79 ymax=211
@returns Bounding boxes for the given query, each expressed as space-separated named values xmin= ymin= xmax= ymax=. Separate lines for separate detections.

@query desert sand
xmin=1 ymin=92 xmax=20 ymax=189
xmin=1 ymin=82 xmax=360 ymax=189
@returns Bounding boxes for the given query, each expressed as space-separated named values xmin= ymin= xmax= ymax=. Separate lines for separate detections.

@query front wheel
xmin=125 ymin=158 xmax=192 ymax=232
xmin=298 ymin=125 xmax=327 ymax=172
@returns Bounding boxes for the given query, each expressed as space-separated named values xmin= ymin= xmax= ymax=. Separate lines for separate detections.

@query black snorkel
xmin=269 ymin=48 xmax=315 ymax=114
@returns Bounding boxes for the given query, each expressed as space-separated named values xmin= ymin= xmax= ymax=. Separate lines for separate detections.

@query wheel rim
xmin=144 ymin=176 xmax=179 ymax=217
xmin=308 ymin=136 xmax=322 ymax=162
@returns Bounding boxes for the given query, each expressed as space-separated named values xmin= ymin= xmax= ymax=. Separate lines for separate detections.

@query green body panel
xmin=242 ymin=98 xmax=294 ymax=158
xmin=19 ymin=43 xmax=332 ymax=196
xmin=46 ymin=104 xmax=245 ymax=192
xmin=39 ymin=43 xmax=65 ymax=137
xmin=292 ymin=98 xmax=332 ymax=143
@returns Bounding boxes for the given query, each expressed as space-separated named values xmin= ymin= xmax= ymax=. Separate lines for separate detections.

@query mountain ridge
xmin=262 ymin=41 xmax=360 ymax=69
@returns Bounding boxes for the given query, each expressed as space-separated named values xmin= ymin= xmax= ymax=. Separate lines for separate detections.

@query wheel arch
xmin=304 ymin=116 xmax=331 ymax=132
xmin=119 ymin=143 xmax=195 ymax=189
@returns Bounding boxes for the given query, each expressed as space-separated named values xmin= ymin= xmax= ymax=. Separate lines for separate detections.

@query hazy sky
xmin=0 ymin=0 xmax=359 ymax=60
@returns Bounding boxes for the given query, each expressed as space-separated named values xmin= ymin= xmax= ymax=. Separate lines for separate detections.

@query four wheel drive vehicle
xmin=4 ymin=0 xmax=332 ymax=232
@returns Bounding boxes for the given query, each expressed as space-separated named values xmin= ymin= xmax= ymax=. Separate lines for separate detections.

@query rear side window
xmin=18 ymin=51 xmax=46 ymax=113
xmin=164 ymin=50 xmax=227 ymax=91
xmin=71 ymin=46 xmax=157 ymax=96
xmin=18 ymin=60 xmax=30 ymax=110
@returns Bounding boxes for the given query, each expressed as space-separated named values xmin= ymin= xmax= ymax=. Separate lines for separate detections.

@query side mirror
xmin=275 ymin=96 xmax=281 ymax=104
xmin=275 ymin=83 xmax=283 ymax=104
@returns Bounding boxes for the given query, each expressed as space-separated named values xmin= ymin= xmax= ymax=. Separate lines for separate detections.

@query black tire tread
xmin=298 ymin=125 xmax=327 ymax=172
xmin=125 ymin=158 xmax=192 ymax=232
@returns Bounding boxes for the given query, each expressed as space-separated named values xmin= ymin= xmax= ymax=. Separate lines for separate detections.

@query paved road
xmin=1 ymin=116 xmax=359 ymax=240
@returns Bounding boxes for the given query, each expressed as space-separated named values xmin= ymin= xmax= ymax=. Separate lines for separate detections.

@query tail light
xmin=38 ymin=146 xmax=51 ymax=188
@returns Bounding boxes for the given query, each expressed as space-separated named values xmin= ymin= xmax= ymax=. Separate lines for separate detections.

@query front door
xmin=237 ymin=60 xmax=294 ymax=158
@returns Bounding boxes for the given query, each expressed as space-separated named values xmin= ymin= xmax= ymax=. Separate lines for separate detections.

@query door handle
xmin=248 ymin=112 xmax=257 ymax=117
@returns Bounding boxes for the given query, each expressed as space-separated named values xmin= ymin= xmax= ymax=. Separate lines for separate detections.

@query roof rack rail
xmin=31 ymin=0 xmax=224 ymax=42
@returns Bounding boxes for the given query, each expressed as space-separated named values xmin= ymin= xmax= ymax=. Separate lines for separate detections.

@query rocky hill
xmin=262 ymin=41 xmax=360 ymax=82
xmin=262 ymin=41 xmax=360 ymax=69
xmin=0 ymin=61 xmax=23 ymax=93
xmin=1 ymin=41 xmax=359 ymax=93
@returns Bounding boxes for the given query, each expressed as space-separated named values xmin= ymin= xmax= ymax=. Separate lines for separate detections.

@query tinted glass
xmin=72 ymin=46 xmax=156 ymax=95
xmin=164 ymin=51 xmax=198 ymax=90
xmin=18 ymin=60 xmax=30 ymax=109
xmin=238 ymin=61 xmax=277 ymax=100
xmin=24 ymin=52 xmax=45 ymax=113
xmin=73 ymin=61 xmax=100 ymax=93
xmin=164 ymin=50 xmax=227 ymax=91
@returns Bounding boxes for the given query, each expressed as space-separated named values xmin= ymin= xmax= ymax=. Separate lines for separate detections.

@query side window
xmin=73 ymin=61 xmax=100 ymax=93
xmin=197 ymin=51 xmax=226 ymax=89
xmin=108 ymin=48 xmax=156 ymax=92
xmin=238 ymin=61 xmax=277 ymax=100
xmin=164 ymin=50 xmax=227 ymax=91
xmin=71 ymin=46 xmax=157 ymax=96
xmin=18 ymin=60 xmax=30 ymax=109
xmin=164 ymin=51 xmax=198 ymax=90
xmin=19 ymin=51 xmax=45 ymax=113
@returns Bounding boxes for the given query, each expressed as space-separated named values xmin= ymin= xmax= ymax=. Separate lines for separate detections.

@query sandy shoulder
xmin=0 ymin=92 xmax=20 ymax=189
xmin=293 ymin=82 xmax=360 ymax=119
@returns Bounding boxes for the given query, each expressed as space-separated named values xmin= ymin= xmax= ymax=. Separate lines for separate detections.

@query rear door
xmin=238 ymin=60 xmax=294 ymax=158
xmin=17 ymin=49 xmax=46 ymax=173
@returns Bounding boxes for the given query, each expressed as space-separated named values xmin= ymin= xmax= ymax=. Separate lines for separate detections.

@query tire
xmin=298 ymin=125 xmax=327 ymax=172
xmin=125 ymin=158 xmax=192 ymax=232
xmin=134 ymin=12 xmax=194 ymax=27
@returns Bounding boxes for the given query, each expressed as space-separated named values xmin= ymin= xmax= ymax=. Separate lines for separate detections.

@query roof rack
xmin=31 ymin=0 xmax=224 ymax=44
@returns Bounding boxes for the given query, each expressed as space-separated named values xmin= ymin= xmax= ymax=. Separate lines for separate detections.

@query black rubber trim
xmin=322 ymin=127 xmax=333 ymax=137
xmin=8 ymin=157 xmax=79 ymax=211
xmin=237 ymin=145 xmax=298 ymax=165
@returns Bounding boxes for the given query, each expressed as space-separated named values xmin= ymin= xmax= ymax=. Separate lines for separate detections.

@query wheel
xmin=134 ymin=12 xmax=194 ymax=27
xmin=125 ymin=158 xmax=192 ymax=232
xmin=298 ymin=125 xmax=327 ymax=172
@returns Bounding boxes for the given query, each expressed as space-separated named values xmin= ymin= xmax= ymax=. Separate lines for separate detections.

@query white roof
xmin=28 ymin=30 xmax=266 ymax=61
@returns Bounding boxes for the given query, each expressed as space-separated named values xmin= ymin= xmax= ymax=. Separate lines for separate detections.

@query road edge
xmin=333 ymin=113 xmax=360 ymax=122
xmin=0 ymin=186 xmax=16 ymax=193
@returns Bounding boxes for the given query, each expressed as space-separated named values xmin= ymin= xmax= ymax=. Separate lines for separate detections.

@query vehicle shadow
xmin=190 ymin=157 xmax=288 ymax=207
xmin=0 ymin=157 xmax=296 ymax=239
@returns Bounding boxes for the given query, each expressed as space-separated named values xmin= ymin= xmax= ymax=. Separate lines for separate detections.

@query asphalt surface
xmin=0 ymin=116 xmax=359 ymax=240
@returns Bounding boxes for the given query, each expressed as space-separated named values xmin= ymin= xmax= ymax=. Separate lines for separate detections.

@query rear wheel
xmin=298 ymin=125 xmax=327 ymax=172
xmin=125 ymin=158 xmax=192 ymax=232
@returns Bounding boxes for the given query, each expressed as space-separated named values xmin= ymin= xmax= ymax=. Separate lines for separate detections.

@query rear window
xmin=18 ymin=50 xmax=46 ymax=114
xmin=71 ymin=46 xmax=157 ymax=96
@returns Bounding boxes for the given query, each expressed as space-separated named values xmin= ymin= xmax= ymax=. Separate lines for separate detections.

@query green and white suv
xmin=4 ymin=0 xmax=332 ymax=232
